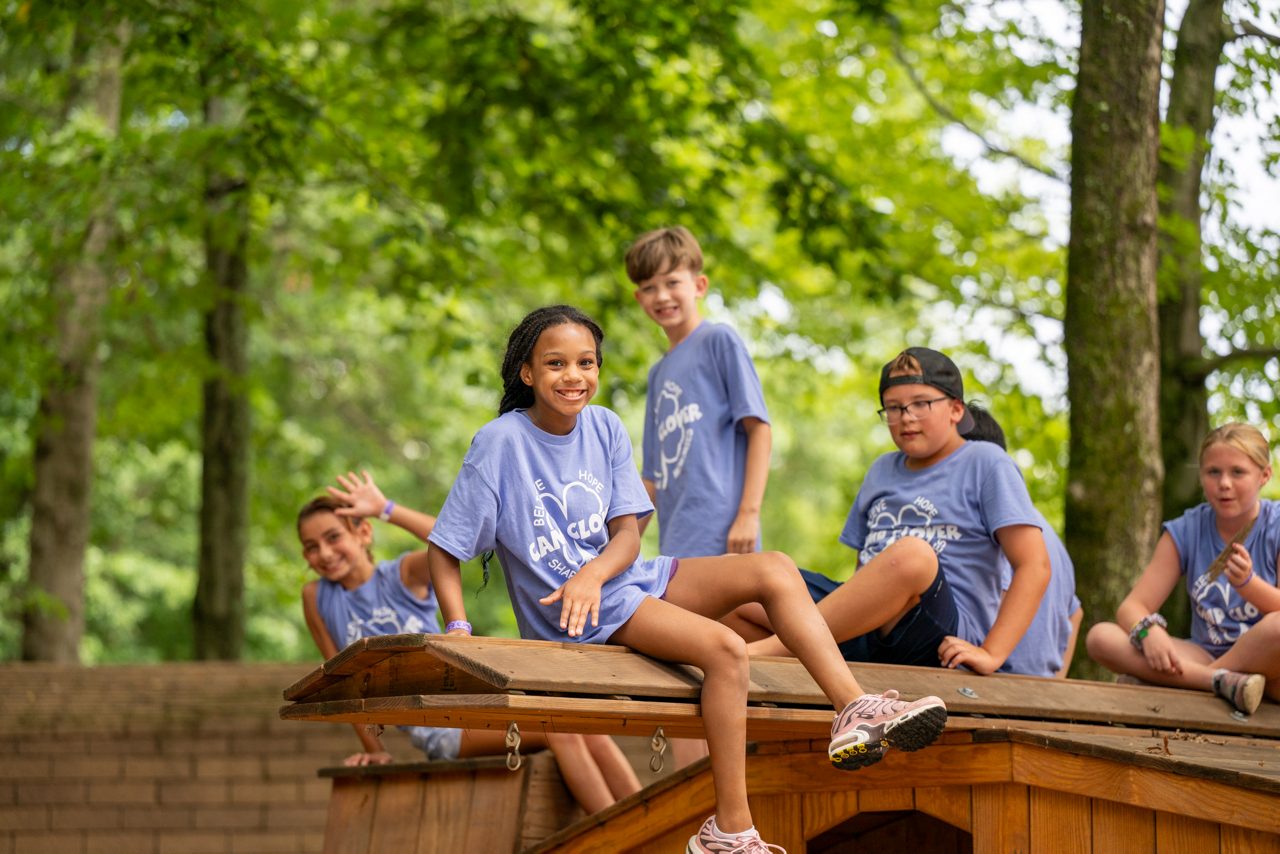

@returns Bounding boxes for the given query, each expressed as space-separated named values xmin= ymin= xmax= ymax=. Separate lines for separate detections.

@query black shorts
xmin=800 ymin=566 xmax=959 ymax=668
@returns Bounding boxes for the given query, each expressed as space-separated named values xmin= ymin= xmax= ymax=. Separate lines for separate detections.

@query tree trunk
xmin=1064 ymin=0 xmax=1165 ymax=677
xmin=1157 ymin=0 xmax=1228 ymax=520
xmin=23 ymin=20 xmax=128 ymax=663
xmin=192 ymin=95 xmax=251 ymax=660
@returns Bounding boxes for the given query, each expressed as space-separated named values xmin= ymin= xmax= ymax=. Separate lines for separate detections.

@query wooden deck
xmin=281 ymin=634 xmax=1280 ymax=852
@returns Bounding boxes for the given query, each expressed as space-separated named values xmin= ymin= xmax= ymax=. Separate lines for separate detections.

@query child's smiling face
xmin=520 ymin=322 xmax=600 ymax=434
xmin=299 ymin=511 xmax=373 ymax=588
xmin=633 ymin=263 xmax=707 ymax=341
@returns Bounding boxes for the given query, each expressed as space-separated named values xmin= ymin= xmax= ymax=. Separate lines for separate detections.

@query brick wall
xmin=0 ymin=662 xmax=395 ymax=854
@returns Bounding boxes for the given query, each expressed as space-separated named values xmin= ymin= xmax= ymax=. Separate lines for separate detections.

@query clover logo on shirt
xmin=528 ymin=478 xmax=607 ymax=576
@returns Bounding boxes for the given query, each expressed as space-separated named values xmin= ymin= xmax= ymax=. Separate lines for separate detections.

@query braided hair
xmin=497 ymin=305 xmax=605 ymax=415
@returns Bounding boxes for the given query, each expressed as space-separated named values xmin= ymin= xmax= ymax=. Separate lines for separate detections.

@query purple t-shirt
xmin=1165 ymin=499 xmax=1280 ymax=657
xmin=316 ymin=554 xmax=442 ymax=647
xmin=429 ymin=406 xmax=674 ymax=644
xmin=840 ymin=440 xmax=1044 ymax=646
xmin=999 ymin=512 xmax=1080 ymax=677
xmin=642 ymin=322 xmax=770 ymax=556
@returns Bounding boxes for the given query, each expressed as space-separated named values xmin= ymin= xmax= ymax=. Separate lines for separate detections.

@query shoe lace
xmin=850 ymin=689 xmax=905 ymax=719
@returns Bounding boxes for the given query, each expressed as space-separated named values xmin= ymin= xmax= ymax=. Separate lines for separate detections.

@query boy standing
xmin=626 ymin=226 xmax=771 ymax=557
xmin=738 ymin=347 xmax=1050 ymax=675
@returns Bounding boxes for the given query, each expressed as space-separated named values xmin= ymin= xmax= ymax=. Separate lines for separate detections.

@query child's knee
xmin=882 ymin=536 xmax=938 ymax=585
xmin=1084 ymin=621 xmax=1118 ymax=658
xmin=754 ymin=550 xmax=801 ymax=593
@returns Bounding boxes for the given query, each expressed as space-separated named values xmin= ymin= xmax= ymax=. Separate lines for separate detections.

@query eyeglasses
xmin=877 ymin=396 xmax=951 ymax=424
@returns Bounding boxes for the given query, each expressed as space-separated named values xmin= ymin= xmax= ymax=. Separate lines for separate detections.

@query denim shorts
xmin=800 ymin=566 xmax=958 ymax=668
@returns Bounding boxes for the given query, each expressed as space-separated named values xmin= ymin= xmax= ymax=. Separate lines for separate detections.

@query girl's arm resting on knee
xmin=329 ymin=470 xmax=438 ymax=541
xmin=955 ymin=524 xmax=1049 ymax=674
xmin=541 ymin=515 xmax=642 ymax=638
xmin=428 ymin=544 xmax=471 ymax=634
xmin=302 ymin=581 xmax=392 ymax=761
xmin=1117 ymin=534 xmax=1184 ymax=673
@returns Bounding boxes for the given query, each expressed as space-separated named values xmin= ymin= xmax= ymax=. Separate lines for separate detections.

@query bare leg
xmin=545 ymin=732 xmax=617 ymax=814
xmin=1056 ymin=606 xmax=1084 ymax=678
xmin=582 ymin=734 xmax=642 ymax=801
xmin=1085 ymin=622 xmax=1216 ymax=689
xmin=663 ymin=550 xmax=862 ymax=709
xmin=739 ymin=538 xmax=938 ymax=662
xmin=612 ymin=597 xmax=754 ymax=833
xmin=459 ymin=729 xmax=627 ymax=814
xmin=669 ymin=737 xmax=710 ymax=769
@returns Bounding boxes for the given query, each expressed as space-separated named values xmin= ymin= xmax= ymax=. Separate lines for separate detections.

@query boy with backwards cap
xmin=730 ymin=347 xmax=1051 ymax=674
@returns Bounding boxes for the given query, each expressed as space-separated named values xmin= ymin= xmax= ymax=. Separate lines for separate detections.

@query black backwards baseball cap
xmin=878 ymin=347 xmax=975 ymax=434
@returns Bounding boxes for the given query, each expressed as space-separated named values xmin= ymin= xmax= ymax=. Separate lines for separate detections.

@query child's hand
xmin=938 ymin=636 xmax=1000 ymax=675
xmin=343 ymin=750 xmax=393 ymax=767
xmin=539 ymin=567 xmax=604 ymax=638
xmin=1223 ymin=543 xmax=1254 ymax=588
xmin=328 ymin=470 xmax=388 ymax=519
xmin=726 ymin=511 xmax=761 ymax=554
xmin=1140 ymin=626 xmax=1182 ymax=674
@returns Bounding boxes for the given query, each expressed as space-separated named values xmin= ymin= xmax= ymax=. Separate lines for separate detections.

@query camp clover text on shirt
xmin=653 ymin=379 xmax=702 ymax=490
xmin=344 ymin=607 xmax=430 ymax=646
xmin=860 ymin=496 xmax=963 ymax=563
xmin=528 ymin=471 xmax=608 ymax=578
xmin=1190 ymin=571 xmax=1261 ymax=646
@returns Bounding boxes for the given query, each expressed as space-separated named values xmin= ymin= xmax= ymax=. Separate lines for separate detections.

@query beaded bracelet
xmin=445 ymin=620 xmax=473 ymax=636
xmin=1128 ymin=613 xmax=1168 ymax=651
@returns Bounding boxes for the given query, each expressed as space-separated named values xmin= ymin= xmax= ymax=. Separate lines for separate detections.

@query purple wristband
xmin=378 ymin=500 xmax=396 ymax=522
xmin=1230 ymin=569 xmax=1254 ymax=589
xmin=445 ymin=620 xmax=472 ymax=635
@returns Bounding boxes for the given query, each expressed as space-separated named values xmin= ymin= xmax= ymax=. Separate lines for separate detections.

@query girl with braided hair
xmin=297 ymin=470 xmax=640 ymax=813
xmin=427 ymin=305 xmax=947 ymax=853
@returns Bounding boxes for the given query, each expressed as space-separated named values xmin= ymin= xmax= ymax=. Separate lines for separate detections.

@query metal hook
xmin=958 ymin=686 xmax=979 ymax=699
xmin=649 ymin=726 xmax=668 ymax=773
xmin=505 ymin=721 xmax=522 ymax=771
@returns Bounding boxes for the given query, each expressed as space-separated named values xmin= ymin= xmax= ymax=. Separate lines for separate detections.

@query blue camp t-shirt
xmin=429 ymin=406 xmax=674 ymax=644
xmin=642 ymin=322 xmax=770 ymax=557
xmin=999 ymin=512 xmax=1080 ymax=677
xmin=316 ymin=554 xmax=442 ymax=648
xmin=1164 ymin=499 xmax=1280 ymax=657
xmin=840 ymin=440 xmax=1044 ymax=646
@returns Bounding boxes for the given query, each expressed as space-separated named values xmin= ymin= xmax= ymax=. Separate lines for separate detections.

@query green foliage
xmin=2 ymin=0 xmax=1273 ymax=663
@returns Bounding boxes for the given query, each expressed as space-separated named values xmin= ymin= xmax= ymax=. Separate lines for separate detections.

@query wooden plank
xmin=858 ymin=786 xmax=915 ymax=813
xmin=1012 ymin=744 xmax=1280 ymax=835
xmin=973 ymin=783 xmax=1030 ymax=854
xmin=282 ymin=634 xmax=1280 ymax=739
xmin=365 ymin=776 xmax=423 ymax=854
xmin=751 ymin=793 xmax=805 ymax=852
xmin=1005 ymin=728 xmax=1280 ymax=795
xmin=1091 ymin=800 xmax=1154 ymax=854
xmin=743 ymin=743 xmax=1012 ymax=794
xmin=322 ymin=777 xmax=376 ymax=854
xmin=517 ymin=750 xmax=583 ymax=850
xmin=1155 ymin=811 xmax=1220 ymax=854
xmin=281 ymin=693 xmax=835 ymax=740
xmin=1220 ymin=825 xmax=1280 ymax=853
xmin=1029 ymin=788 xmax=1090 ymax=854
xmin=802 ymin=789 xmax=860 ymax=838
xmin=418 ymin=767 xmax=523 ymax=854
xmin=286 ymin=635 xmax=435 ymax=701
xmin=537 ymin=765 xmax=717 ymax=854
xmin=915 ymin=785 xmax=972 ymax=832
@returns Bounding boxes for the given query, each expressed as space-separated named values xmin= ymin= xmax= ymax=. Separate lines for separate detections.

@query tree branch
xmin=1193 ymin=346 xmax=1280 ymax=380
xmin=1232 ymin=19 xmax=1280 ymax=46
xmin=888 ymin=38 xmax=1067 ymax=185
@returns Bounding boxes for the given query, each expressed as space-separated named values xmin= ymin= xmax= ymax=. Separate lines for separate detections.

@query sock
xmin=1212 ymin=668 xmax=1228 ymax=697
xmin=711 ymin=816 xmax=758 ymax=840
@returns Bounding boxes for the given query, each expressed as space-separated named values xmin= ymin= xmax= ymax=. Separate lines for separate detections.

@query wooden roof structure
xmin=282 ymin=634 xmax=1280 ymax=853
